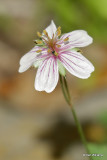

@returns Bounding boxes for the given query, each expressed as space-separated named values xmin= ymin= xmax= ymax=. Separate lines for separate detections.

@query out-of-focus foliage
xmin=0 ymin=15 xmax=12 ymax=32
xmin=98 ymin=111 xmax=107 ymax=127
xmin=88 ymin=143 xmax=107 ymax=160
xmin=45 ymin=0 xmax=107 ymax=42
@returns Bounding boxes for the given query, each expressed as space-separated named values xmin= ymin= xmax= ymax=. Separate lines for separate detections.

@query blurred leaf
xmin=98 ymin=111 xmax=107 ymax=127
xmin=45 ymin=0 xmax=107 ymax=42
xmin=88 ymin=143 xmax=107 ymax=160
xmin=82 ymin=0 xmax=107 ymax=19
xmin=0 ymin=14 xmax=12 ymax=33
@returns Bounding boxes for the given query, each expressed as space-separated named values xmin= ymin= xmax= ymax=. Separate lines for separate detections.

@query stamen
xmin=36 ymin=50 xmax=42 ymax=53
xmin=64 ymin=37 xmax=69 ymax=42
xmin=51 ymin=50 xmax=58 ymax=56
xmin=37 ymin=32 xmax=42 ymax=37
xmin=54 ymin=51 xmax=58 ymax=56
xmin=57 ymin=26 xmax=61 ymax=37
xmin=35 ymin=40 xmax=43 ymax=44
xmin=52 ymin=34 xmax=54 ymax=39
xmin=47 ymin=49 xmax=51 ymax=53
xmin=56 ymin=44 xmax=61 ymax=48
xmin=43 ymin=30 xmax=48 ymax=37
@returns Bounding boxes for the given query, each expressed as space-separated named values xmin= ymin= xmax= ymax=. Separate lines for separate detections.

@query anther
xmin=64 ymin=37 xmax=69 ymax=42
xmin=35 ymin=40 xmax=43 ymax=44
xmin=57 ymin=26 xmax=61 ymax=37
xmin=43 ymin=30 xmax=48 ymax=37
xmin=36 ymin=50 xmax=42 ymax=53
xmin=56 ymin=44 xmax=61 ymax=48
xmin=48 ymin=49 xmax=51 ymax=53
xmin=37 ymin=32 xmax=42 ymax=37
xmin=54 ymin=51 xmax=58 ymax=56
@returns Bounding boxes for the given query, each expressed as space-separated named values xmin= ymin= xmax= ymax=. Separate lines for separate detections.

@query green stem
xmin=59 ymin=74 xmax=70 ymax=105
xmin=59 ymin=74 xmax=93 ymax=160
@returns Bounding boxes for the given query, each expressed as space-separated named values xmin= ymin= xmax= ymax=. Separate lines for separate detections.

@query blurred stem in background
xmin=59 ymin=74 xmax=93 ymax=160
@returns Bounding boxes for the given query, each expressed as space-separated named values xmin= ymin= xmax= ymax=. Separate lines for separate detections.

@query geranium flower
xmin=19 ymin=20 xmax=94 ymax=93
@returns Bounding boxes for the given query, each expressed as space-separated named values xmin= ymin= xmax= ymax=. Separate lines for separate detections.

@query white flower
xmin=19 ymin=20 xmax=94 ymax=93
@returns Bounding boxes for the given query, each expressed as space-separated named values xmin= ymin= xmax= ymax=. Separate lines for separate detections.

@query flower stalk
xmin=59 ymin=74 xmax=93 ymax=160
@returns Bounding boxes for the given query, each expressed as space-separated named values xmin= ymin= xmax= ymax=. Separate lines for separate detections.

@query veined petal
xmin=59 ymin=30 xmax=93 ymax=50
xmin=20 ymin=46 xmax=44 ymax=65
xmin=35 ymin=56 xmax=59 ymax=93
xmin=19 ymin=46 xmax=47 ymax=73
xmin=58 ymin=50 xmax=94 ymax=79
xmin=33 ymin=53 xmax=51 ymax=68
xmin=45 ymin=20 xmax=57 ymax=39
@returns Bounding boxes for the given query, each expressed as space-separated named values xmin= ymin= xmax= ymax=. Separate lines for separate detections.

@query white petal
xmin=45 ymin=20 xmax=57 ymax=39
xmin=19 ymin=46 xmax=48 ymax=73
xmin=18 ymin=63 xmax=32 ymax=73
xmin=20 ymin=46 xmax=41 ymax=65
xmin=33 ymin=60 xmax=42 ymax=68
xmin=58 ymin=50 xmax=94 ymax=79
xmin=35 ymin=57 xmax=59 ymax=93
xmin=60 ymin=30 xmax=93 ymax=49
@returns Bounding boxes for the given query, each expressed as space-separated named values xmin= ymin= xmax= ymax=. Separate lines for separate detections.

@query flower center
xmin=47 ymin=48 xmax=58 ymax=56
xmin=52 ymin=50 xmax=58 ymax=56
xmin=36 ymin=26 xmax=62 ymax=56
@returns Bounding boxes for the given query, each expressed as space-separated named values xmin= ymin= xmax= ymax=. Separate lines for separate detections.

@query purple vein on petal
xmin=60 ymin=55 xmax=85 ymax=70
xmin=58 ymin=56 xmax=75 ymax=72
xmin=59 ymin=52 xmax=85 ymax=62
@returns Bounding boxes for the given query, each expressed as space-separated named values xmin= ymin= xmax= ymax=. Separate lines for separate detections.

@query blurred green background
xmin=0 ymin=0 xmax=107 ymax=160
